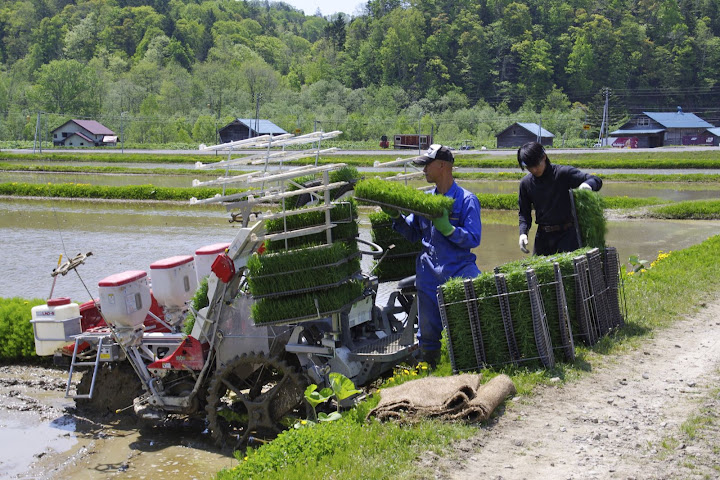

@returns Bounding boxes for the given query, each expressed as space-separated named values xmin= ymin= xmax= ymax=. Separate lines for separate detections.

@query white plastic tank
xmin=149 ymin=255 xmax=198 ymax=308
xmin=98 ymin=270 xmax=151 ymax=328
xmin=30 ymin=297 xmax=81 ymax=355
xmin=194 ymin=242 xmax=230 ymax=283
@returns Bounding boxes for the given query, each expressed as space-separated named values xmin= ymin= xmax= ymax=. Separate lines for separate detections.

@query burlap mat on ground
xmin=368 ymin=374 xmax=516 ymax=423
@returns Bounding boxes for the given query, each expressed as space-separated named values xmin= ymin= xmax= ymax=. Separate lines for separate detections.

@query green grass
xmin=648 ymin=199 xmax=720 ymax=219
xmin=0 ymin=182 xmax=243 ymax=201
xmin=214 ymin=234 xmax=720 ymax=479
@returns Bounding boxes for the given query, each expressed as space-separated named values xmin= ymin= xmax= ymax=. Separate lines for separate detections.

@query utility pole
xmin=417 ymin=110 xmax=423 ymax=155
xmin=537 ymin=115 xmax=542 ymax=144
xmin=254 ymin=93 xmax=262 ymax=138
xmin=598 ymin=87 xmax=609 ymax=146
xmin=121 ymin=112 xmax=127 ymax=154
xmin=33 ymin=112 xmax=40 ymax=154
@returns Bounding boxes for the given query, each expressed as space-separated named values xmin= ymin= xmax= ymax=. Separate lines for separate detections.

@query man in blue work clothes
xmin=383 ymin=144 xmax=482 ymax=368
xmin=517 ymin=141 xmax=603 ymax=255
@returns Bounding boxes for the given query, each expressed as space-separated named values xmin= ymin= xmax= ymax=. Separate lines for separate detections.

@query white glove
xmin=579 ymin=182 xmax=592 ymax=190
xmin=519 ymin=234 xmax=529 ymax=253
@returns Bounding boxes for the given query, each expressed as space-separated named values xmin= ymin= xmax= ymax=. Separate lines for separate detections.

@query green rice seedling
xmin=440 ymin=272 xmax=510 ymax=370
xmin=354 ymin=179 xmax=454 ymax=218
xmin=498 ymin=257 xmax=565 ymax=358
xmin=247 ymin=242 xmax=360 ymax=296
xmin=251 ymin=280 xmax=364 ymax=325
xmin=470 ymin=273 xmax=508 ymax=367
xmin=573 ymin=189 xmax=607 ymax=249
xmin=439 ymin=277 xmax=476 ymax=370
xmin=503 ymin=269 xmax=540 ymax=363
xmin=265 ymin=200 xmax=358 ymax=251
xmin=368 ymin=211 xmax=420 ymax=281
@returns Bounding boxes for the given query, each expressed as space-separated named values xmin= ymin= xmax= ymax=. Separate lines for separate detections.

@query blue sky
xmin=280 ymin=0 xmax=365 ymax=16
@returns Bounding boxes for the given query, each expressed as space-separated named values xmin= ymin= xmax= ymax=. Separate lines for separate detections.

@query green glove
xmin=432 ymin=209 xmax=455 ymax=236
xmin=381 ymin=205 xmax=400 ymax=218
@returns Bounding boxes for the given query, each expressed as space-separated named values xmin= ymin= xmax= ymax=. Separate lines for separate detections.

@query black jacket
xmin=518 ymin=163 xmax=602 ymax=235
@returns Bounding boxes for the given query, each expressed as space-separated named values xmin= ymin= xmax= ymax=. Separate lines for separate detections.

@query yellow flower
xmin=244 ymin=456 xmax=249 ymax=461
xmin=300 ymin=420 xmax=307 ymax=425
xmin=628 ymin=271 xmax=635 ymax=276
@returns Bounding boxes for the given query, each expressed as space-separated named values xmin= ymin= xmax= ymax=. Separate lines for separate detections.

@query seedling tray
xmin=354 ymin=196 xmax=437 ymax=219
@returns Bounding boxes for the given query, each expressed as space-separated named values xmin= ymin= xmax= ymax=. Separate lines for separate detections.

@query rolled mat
xmin=368 ymin=374 xmax=516 ymax=423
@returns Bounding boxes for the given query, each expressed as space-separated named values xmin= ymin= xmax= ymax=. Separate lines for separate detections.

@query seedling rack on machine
xmin=57 ymin=131 xmax=418 ymax=450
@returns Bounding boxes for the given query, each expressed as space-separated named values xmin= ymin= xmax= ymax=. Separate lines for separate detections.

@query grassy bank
xmin=216 ymin=234 xmax=720 ymax=479
xmin=0 ymin=182 xmax=243 ymax=201
xmin=648 ymin=199 xmax=720 ymax=219
xmin=0 ymin=182 xmax=666 ymax=211
xmin=3 ymin=149 xmax=720 ymax=170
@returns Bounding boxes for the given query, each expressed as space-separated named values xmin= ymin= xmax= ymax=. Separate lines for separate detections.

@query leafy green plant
xmin=354 ymin=178 xmax=454 ymax=218
xmin=0 ymin=297 xmax=46 ymax=361
xmin=303 ymin=372 xmax=361 ymax=423
xmin=628 ymin=254 xmax=649 ymax=274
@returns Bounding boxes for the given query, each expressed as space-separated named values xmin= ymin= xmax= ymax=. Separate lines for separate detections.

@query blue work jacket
xmin=392 ymin=181 xmax=482 ymax=290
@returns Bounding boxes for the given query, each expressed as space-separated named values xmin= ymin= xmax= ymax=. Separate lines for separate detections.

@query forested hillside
xmin=1 ymin=0 xmax=719 ymax=146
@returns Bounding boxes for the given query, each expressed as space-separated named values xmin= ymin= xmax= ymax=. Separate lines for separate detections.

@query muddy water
xmin=2 ymin=196 xmax=720 ymax=301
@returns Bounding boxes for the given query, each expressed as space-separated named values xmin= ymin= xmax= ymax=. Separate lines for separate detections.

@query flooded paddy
xmin=2 ymin=195 xmax=719 ymax=302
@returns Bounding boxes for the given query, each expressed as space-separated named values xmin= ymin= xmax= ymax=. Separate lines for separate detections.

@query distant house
xmin=496 ymin=123 xmax=555 ymax=148
xmin=52 ymin=119 xmax=116 ymax=147
xmin=610 ymin=108 xmax=714 ymax=148
xmin=218 ymin=119 xmax=288 ymax=143
xmin=704 ymin=127 xmax=720 ymax=146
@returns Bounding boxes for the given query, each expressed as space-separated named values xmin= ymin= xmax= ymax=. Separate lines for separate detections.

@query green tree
xmin=32 ymin=59 xmax=101 ymax=115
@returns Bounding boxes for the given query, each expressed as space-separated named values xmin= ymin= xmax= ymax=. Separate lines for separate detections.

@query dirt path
xmin=428 ymin=299 xmax=720 ymax=480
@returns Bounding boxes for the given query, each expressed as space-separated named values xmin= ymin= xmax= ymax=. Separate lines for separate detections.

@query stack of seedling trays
xmin=438 ymin=268 xmax=556 ymax=373
xmin=264 ymin=200 xmax=359 ymax=252
xmin=368 ymin=211 xmax=421 ymax=281
xmin=247 ymin=240 xmax=363 ymax=325
xmin=438 ymin=246 xmax=626 ymax=373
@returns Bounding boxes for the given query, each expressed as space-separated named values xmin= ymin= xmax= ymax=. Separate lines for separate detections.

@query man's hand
xmin=432 ymin=209 xmax=455 ymax=236
xmin=381 ymin=205 xmax=400 ymax=218
xmin=519 ymin=234 xmax=529 ymax=253
xmin=578 ymin=182 xmax=592 ymax=190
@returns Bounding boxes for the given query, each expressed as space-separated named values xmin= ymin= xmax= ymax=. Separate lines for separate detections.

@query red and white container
xmin=30 ymin=297 xmax=81 ymax=355
xmin=194 ymin=243 xmax=230 ymax=282
xmin=150 ymin=255 xmax=198 ymax=308
xmin=98 ymin=270 xmax=151 ymax=328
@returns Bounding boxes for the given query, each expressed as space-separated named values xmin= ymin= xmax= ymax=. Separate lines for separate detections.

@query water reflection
xmin=2 ymin=198 xmax=719 ymax=301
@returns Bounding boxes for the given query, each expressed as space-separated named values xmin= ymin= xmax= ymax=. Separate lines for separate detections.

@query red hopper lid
xmin=47 ymin=297 xmax=71 ymax=306
xmin=98 ymin=270 xmax=147 ymax=287
xmin=150 ymin=255 xmax=194 ymax=270
xmin=195 ymin=243 xmax=230 ymax=256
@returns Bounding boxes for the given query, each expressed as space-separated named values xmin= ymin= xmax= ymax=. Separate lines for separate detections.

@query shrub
xmin=0 ymin=297 xmax=45 ymax=361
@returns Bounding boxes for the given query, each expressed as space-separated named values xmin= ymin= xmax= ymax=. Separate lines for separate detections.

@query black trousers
xmin=534 ymin=228 xmax=580 ymax=256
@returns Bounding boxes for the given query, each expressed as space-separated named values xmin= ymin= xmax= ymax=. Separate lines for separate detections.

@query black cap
xmin=413 ymin=144 xmax=454 ymax=166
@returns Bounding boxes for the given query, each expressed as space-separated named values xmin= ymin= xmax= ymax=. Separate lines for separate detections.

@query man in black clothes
xmin=517 ymin=142 xmax=603 ymax=256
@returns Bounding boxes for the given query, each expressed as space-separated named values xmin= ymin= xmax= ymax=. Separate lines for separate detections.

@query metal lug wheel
xmin=205 ymin=352 xmax=306 ymax=450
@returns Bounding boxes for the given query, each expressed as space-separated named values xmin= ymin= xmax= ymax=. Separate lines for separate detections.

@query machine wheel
xmin=76 ymin=362 xmax=144 ymax=414
xmin=205 ymin=352 xmax=307 ymax=450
